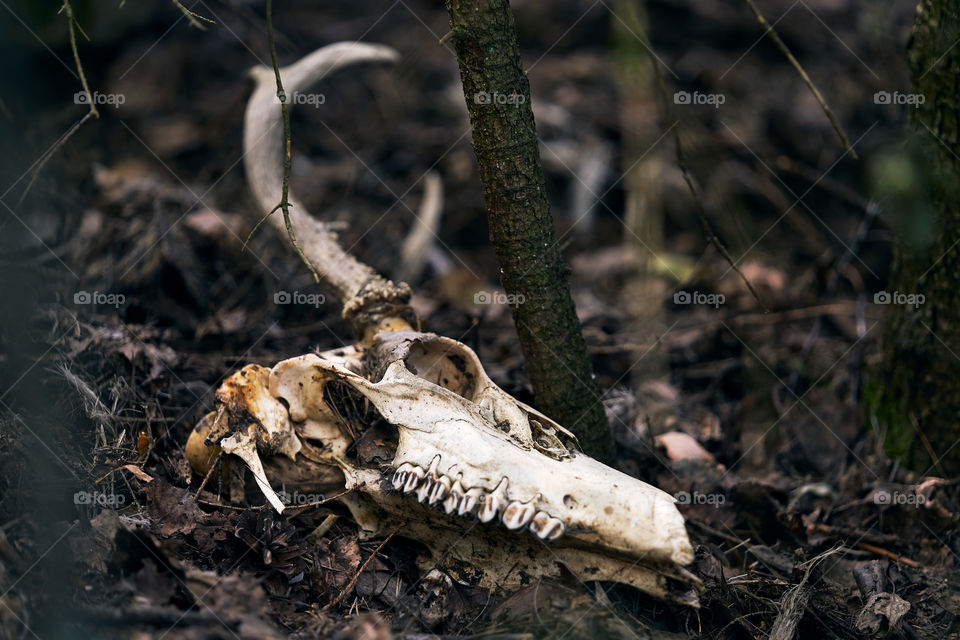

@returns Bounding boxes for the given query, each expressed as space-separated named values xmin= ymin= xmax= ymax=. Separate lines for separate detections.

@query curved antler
xmin=243 ymin=42 xmax=414 ymax=340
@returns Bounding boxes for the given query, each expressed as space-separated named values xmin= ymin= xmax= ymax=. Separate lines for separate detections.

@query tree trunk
xmin=444 ymin=0 xmax=615 ymax=462
xmin=875 ymin=0 xmax=960 ymax=475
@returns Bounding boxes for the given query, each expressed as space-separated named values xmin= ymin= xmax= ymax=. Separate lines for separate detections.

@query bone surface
xmin=190 ymin=325 xmax=699 ymax=603
xmin=268 ymin=331 xmax=695 ymax=567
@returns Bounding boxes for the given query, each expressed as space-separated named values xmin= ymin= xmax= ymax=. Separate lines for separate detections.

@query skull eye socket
xmin=402 ymin=344 xmax=477 ymax=399
xmin=530 ymin=419 xmax=573 ymax=460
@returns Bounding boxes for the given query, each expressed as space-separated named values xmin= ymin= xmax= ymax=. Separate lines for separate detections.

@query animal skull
xmin=186 ymin=40 xmax=699 ymax=605
xmin=190 ymin=330 xmax=699 ymax=605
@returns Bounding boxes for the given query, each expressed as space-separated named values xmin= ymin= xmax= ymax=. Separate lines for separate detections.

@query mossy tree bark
xmin=445 ymin=0 xmax=615 ymax=462
xmin=876 ymin=0 xmax=960 ymax=475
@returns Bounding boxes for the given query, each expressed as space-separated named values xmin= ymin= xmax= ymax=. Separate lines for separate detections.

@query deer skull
xmin=187 ymin=41 xmax=699 ymax=605
xmin=190 ymin=331 xmax=699 ymax=604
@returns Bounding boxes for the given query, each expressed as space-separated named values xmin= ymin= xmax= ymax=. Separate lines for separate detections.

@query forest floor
xmin=0 ymin=0 xmax=958 ymax=638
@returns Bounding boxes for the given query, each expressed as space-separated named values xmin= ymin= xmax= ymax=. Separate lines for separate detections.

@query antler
xmin=243 ymin=42 xmax=414 ymax=340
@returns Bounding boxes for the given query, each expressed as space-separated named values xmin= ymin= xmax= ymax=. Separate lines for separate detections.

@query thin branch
xmin=253 ymin=0 xmax=321 ymax=282
xmin=283 ymin=487 xmax=354 ymax=512
xmin=63 ymin=0 xmax=98 ymax=120
xmin=242 ymin=42 xmax=413 ymax=335
xmin=20 ymin=1 xmax=97 ymax=203
xmin=193 ymin=451 xmax=223 ymax=499
xmin=171 ymin=0 xmax=214 ymax=29
xmin=321 ymin=522 xmax=405 ymax=611
xmin=646 ymin=35 xmax=768 ymax=310
xmin=196 ymin=487 xmax=355 ymax=512
xmin=741 ymin=0 xmax=856 ymax=159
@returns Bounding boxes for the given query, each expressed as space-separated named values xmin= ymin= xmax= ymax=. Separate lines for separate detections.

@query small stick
xmin=741 ymin=0 xmax=857 ymax=159
xmin=242 ymin=41 xmax=413 ymax=335
xmin=170 ymin=0 xmax=214 ymax=29
xmin=194 ymin=451 xmax=223 ymax=499
xmin=909 ymin=414 xmax=945 ymax=478
xmin=252 ymin=0 xmax=321 ymax=283
xmin=649 ymin=58 xmax=768 ymax=311
xmin=197 ymin=486 xmax=354 ymax=512
xmin=856 ymin=542 xmax=920 ymax=568
xmin=284 ymin=487 xmax=354 ymax=512
xmin=322 ymin=522 xmax=405 ymax=611
xmin=197 ymin=499 xmax=247 ymax=510
xmin=20 ymin=1 xmax=97 ymax=202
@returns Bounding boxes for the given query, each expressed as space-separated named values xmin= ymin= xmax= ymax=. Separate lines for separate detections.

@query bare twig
xmin=193 ymin=451 xmax=223 ymax=499
xmin=321 ymin=522 xmax=405 ymax=611
xmin=284 ymin=487 xmax=354 ymax=511
xmin=250 ymin=0 xmax=321 ymax=283
xmin=856 ymin=542 xmax=919 ymax=568
xmin=740 ymin=0 xmax=856 ymax=159
xmin=171 ymin=0 xmax=214 ymax=29
xmin=647 ymin=44 xmax=768 ymax=310
xmin=20 ymin=1 xmax=97 ymax=202
xmin=197 ymin=499 xmax=247 ymax=510
xmin=243 ymin=41 xmax=414 ymax=336
xmin=197 ymin=487 xmax=354 ymax=512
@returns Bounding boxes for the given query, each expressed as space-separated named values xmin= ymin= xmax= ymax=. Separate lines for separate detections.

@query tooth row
xmin=389 ymin=458 xmax=565 ymax=541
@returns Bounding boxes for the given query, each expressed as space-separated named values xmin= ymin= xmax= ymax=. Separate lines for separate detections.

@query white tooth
xmin=501 ymin=495 xmax=538 ymax=530
xmin=416 ymin=476 xmax=434 ymax=503
xmin=444 ymin=478 xmax=465 ymax=514
xmin=392 ymin=462 xmax=414 ymax=490
xmin=478 ymin=477 xmax=509 ymax=523
xmin=429 ymin=475 xmax=451 ymax=505
xmin=403 ymin=465 xmax=424 ymax=493
xmin=457 ymin=487 xmax=485 ymax=517
xmin=443 ymin=494 xmax=461 ymax=514
xmin=544 ymin=517 xmax=564 ymax=541
xmin=426 ymin=454 xmax=442 ymax=477
xmin=530 ymin=511 xmax=564 ymax=541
